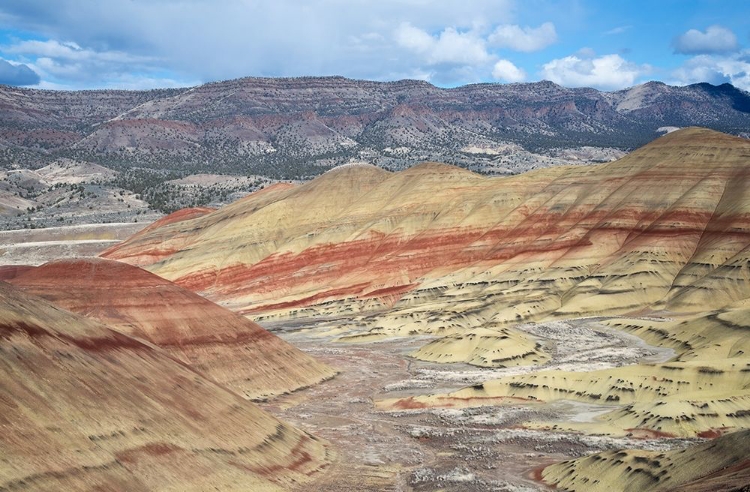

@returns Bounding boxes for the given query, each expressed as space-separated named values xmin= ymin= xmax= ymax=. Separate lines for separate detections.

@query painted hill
xmin=0 ymin=280 xmax=330 ymax=491
xmin=105 ymin=127 xmax=750 ymax=441
xmin=105 ymin=127 xmax=750 ymax=325
xmin=542 ymin=428 xmax=750 ymax=491
xmin=9 ymin=258 xmax=335 ymax=400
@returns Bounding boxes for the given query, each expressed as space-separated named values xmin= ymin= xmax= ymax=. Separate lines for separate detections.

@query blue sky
xmin=0 ymin=0 xmax=748 ymax=91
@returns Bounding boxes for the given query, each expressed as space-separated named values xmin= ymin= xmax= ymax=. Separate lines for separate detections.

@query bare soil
xmin=0 ymin=222 xmax=148 ymax=265
xmin=261 ymin=318 xmax=695 ymax=491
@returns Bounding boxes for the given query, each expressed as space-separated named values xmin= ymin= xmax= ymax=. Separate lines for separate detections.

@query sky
xmin=0 ymin=0 xmax=748 ymax=92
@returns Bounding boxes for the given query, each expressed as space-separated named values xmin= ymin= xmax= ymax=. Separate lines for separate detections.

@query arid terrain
xmin=2 ymin=77 xmax=750 ymax=227
xmin=260 ymin=316 xmax=695 ymax=491
xmin=1 ymin=127 xmax=750 ymax=491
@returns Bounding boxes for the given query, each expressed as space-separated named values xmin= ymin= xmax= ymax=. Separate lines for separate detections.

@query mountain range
xmin=2 ymin=77 xmax=750 ymax=179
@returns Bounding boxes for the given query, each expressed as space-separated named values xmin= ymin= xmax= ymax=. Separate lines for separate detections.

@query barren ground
xmin=261 ymin=318 xmax=696 ymax=491
xmin=0 ymin=223 xmax=148 ymax=265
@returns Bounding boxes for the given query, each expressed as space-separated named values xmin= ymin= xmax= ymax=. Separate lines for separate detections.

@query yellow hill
xmin=542 ymin=429 xmax=750 ymax=491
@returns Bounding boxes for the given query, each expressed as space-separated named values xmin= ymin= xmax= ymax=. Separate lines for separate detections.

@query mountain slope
xmin=9 ymin=258 xmax=335 ymax=400
xmin=0 ymin=280 xmax=330 ymax=491
xmin=105 ymin=127 xmax=750 ymax=439
xmin=105 ymin=128 xmax=750 ymax=324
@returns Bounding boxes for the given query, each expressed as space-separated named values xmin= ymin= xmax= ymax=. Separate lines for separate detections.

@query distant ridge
xmin=2 ymin=77 xmax=749 ymax=178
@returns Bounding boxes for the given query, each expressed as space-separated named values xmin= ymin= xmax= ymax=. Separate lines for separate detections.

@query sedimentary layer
xmin=9 ymin=258 xmax=336 ymax=400
xmin=0 ymin=281 xmax=330 ymax=491
xmin=105 ymin=128 xmax=750 ymax=325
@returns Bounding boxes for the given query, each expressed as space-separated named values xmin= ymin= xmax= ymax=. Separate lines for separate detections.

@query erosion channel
xmin=260 ymin=317 xmax=690 ymax=491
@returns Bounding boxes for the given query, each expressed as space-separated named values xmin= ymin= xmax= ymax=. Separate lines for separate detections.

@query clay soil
xmin=261 ymin=318 xmax=696 ymax=491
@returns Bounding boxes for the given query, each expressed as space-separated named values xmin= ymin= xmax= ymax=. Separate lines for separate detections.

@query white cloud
xmin=673 ymin=25 xmax=739 ymax=55
xmin=488 ymin=22 xmax=557 ymax=52
xmin=6 ymin=39 xmax=155 ymax=64
xmin=395 ymin=23 xmax=493 ymax=66
xmin=671 ymin=53 xmax=750 ymax=91
xmin=430 ymin=28 xmax=493 ymax=65
xmin=3 ymin=38 xmax=171 ymax=88
xmin=0 ymin=0 xmax=515 ymax=88
xmin=492 ymin=59 xmax=525 ymax=82
xmin=394 ymin=22 xmax=434 ymax=54
xmin=541 ymin=54 xmax=650 ymax=90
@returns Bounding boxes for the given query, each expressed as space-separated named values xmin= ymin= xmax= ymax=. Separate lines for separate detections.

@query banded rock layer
xmin=0 ymin=281 xmax=330 ymax=491
xmin=105 ymin=127 xmax=750 ymax=328
xmin=105 ymin=128 xmax=750 ymax=441
xmin=9 ymin=258 xmax=335 ymax=400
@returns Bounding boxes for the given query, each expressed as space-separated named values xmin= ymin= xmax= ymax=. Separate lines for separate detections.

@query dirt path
xmin=260 ymin=318 xmax=693 ymax=491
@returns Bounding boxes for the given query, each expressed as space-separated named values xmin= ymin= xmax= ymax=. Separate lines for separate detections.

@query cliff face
xmin=0 ymin=280 xmax=330 ymax=491
xmin=9 ymin=258 xmax=336 ymax=400
xmin=3 ymin=77 xmax=750 ymax=175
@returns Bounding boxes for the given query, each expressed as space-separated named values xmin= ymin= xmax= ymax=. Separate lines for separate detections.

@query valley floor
xmin=261 ymin=318 xmax=697 ymax=491
xmin=0 ymin=223 xmax=148 ymax=265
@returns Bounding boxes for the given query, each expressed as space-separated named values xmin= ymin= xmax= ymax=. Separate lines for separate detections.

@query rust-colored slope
xmin=0 ymin=264 xmax=35 ymax=281
xmin=137 ymin=206 xmax=216 ymax=231
xmin=0 ymin=281 xmax=329 ymax=491
xmin=100 ymin=206 xmax=217 ymax=266
xmin=9 ymin=258 xmax=335 ymax=400
xmin=104 ymin=128 xmax=750 ymax=324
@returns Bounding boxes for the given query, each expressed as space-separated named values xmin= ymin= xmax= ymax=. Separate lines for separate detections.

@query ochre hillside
xmin=105 ymin=128 xmax=750 ymax=326
xmin=0 ymin=281 xmax=329 ymax=491
xmin=9 ymin=258 xmax=335 ymax=400
xmin=542 ymin=428 xmax=750 ymax=491
xmin=104 ymin=128 xmax=750 ymax=446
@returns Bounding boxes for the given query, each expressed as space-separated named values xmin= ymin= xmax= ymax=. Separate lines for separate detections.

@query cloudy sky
xmin=0 ymin=0 xmax=748 ymax=91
